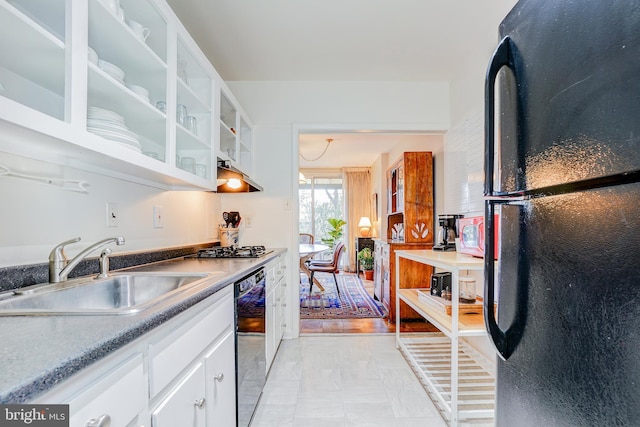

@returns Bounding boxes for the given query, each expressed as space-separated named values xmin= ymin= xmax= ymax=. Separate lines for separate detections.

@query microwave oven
xmin=458 ymin=215 xmax=499 ymax=258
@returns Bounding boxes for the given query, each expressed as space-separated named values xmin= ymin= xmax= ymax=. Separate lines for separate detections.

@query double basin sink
xmin=0 ymin=272 xmax=223 ymax=316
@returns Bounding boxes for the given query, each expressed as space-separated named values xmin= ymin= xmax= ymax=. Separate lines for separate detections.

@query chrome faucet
xmin=49 ymin=237 xmax=125 ymax=283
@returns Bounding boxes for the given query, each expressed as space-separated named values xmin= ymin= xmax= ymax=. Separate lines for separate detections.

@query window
xmin=299 ymin=174 xmax=343 ymax=244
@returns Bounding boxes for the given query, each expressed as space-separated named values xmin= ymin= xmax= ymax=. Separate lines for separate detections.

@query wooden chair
xmin=299 ymin=233 xmax=314 ymax=244
xmin=308 ymin=242 xmax=345 ymax=294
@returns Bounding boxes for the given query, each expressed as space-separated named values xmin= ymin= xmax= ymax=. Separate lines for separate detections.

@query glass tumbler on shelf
xmin=176 ymin=104 xmax=188 ymax=127
xmin=186 ymin=115 xmax=197 ymax=135
xmin=180 ymin=157 xmax=196 ymax=174
xmin=195 ymin=164 xmax=207 ymax=178
xmin=458 ymin=275 xmax=476 ymax=303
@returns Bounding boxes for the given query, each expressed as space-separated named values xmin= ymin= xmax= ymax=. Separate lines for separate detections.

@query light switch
xmin=153 ymin=205 xmax=164 ymax=228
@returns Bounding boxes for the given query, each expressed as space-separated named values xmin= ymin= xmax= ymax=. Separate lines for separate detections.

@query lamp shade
xmin=358 ymin=217 xmax=372 ymax=228
xmin=358 ymin=217 xmax=372 ymax=237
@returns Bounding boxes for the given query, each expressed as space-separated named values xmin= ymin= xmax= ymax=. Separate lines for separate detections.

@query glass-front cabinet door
xmin=175 ymin=35 xmax=213 ymax=181
xmin=0 ymin=0 xmax=66 ymax=120
xmin=218 ymin=89 xmax=253 ymax=176
xmin=219 ymin=91 xmax=237 ymax=163
xmin=88 ymin=0 xmax=168 ymax=163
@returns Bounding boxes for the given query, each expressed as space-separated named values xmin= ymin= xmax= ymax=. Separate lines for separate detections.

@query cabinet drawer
xmin=149 ymin=292 xmax=233 ymax=397
xmin=69 ymin=354 xmax=144 ymax=427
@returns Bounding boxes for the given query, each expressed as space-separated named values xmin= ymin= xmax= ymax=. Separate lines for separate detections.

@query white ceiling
xmin=165 ymin=0 xmax=516 ymax=167
xmin=298 ymin=132 xmax=443 ymax=168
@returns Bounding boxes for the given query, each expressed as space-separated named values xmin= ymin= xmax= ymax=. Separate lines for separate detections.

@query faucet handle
xmin=49 ymin=237 xmax=81 ymax=262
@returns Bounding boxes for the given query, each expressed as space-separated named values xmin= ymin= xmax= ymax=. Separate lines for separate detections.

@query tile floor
xmin=250 ymin=335 xmax=447 ymax=427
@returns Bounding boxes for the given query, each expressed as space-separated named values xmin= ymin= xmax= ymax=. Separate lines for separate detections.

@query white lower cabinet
xmin=265 ymin=255 xmax=287 ymax=371
xmin=68 ymin=354 xmax=145 ymax=427
xmin=149 ymin=289 xmax=235 ymax=426
xmin=205 ymin=332 xmax=236 ymax=426
xmin=39 ymin=286 xmax=235 ymax=427
xmin=152 ymin=363 xmax=206 ymax=427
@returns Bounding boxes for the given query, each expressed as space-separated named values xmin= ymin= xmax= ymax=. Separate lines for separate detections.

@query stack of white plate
xmin=87 ymin=106 xmax=142 ymax=152
xmin=98 ymin=59 xmax=125 ymax=85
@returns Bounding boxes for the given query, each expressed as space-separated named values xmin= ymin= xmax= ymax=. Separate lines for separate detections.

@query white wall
xmin=0 ymin=151 xmax=220 ymax=268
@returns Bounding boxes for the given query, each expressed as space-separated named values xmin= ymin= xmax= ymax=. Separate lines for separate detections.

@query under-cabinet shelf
xmin=398 ymin=333 xmax=495 ymax=423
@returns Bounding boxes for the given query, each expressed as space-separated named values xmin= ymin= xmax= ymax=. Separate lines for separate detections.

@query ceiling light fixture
xmin=299 ymin=138 xmax=333 ymax=162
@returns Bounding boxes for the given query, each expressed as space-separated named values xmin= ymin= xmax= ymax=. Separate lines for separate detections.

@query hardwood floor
xmin=299 ymin=272 xmax=438 ymax=334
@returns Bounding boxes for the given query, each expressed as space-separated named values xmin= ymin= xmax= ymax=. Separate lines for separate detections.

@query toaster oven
xmin=458 ymin=215 xmax=499 ymax=258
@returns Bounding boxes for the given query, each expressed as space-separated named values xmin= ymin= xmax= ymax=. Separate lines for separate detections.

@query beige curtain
xmin=342 ymin=168 xmax=371 ymax=272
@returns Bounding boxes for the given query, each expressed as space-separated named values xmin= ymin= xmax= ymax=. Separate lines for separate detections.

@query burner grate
xmin=195 ymin=245 xmax=269 ymax=258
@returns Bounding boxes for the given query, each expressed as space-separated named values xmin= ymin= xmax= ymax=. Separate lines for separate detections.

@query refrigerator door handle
xmin=484 ymin=200 xmax=520 ymax=360
xmin=484 ymin=36 xmax=512 ymax=198
xmin=484 ymin=36 xmax=521 ymax=360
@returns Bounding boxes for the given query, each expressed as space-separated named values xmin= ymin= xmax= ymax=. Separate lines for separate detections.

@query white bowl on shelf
xmin=126 ymin=84 xmax=149 ymax=99
xmin=98 ymin=60 xmax=125 ymax=82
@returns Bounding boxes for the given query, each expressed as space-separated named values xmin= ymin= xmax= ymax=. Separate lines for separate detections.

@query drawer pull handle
xmin=214 ymin=372 xmax=224 ymax=382
xmin=86 ymin=414 xmax=111 ymax=427
xmin=194 ymin=398 xmax=206 ymax=409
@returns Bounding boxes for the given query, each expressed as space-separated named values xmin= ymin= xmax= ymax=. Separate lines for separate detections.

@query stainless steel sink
xmin=0 ymin=272 xmax=221 ymax=316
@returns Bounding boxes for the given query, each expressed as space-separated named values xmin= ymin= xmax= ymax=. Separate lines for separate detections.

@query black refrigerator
xmin=483 ymin=1 xmax=640 ymax=426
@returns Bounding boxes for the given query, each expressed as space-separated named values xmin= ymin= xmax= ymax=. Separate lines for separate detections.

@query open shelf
xmin=396 ymin=249 xmax=494 ymax=426
xmin=399 ymin=289 xmax=486 ymax=337
xmin=398 ymin=334 xmax=495 ymax=423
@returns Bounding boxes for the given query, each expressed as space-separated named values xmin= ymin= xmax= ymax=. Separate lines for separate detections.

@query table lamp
xmin=358 ymin=217 xmax=372 ymax=237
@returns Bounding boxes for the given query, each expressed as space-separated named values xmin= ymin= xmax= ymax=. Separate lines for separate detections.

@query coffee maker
xmin=433 ymin=214 xmax=464 ymax=251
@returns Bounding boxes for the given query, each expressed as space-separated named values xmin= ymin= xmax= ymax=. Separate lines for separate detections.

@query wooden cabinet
xmin=395 ymin=250 xmax=495 ymax=426
xmin=377 ymin=151 xmax=435 ymax=323
xmin=387 ymin=152 xmax=434 ymax=244
xmin=374 ymin=240 xmax=433 ymax=323
xmin=0 ymin=0 xmax=255 ymax=191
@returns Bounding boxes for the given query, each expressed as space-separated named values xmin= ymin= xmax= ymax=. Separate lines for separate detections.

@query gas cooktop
xmin=193 ymin=246 xmax=271 ymax=259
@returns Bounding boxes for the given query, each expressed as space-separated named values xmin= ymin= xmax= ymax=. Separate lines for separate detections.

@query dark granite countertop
xmin=0 ymin=248 xmax=286 ymax=403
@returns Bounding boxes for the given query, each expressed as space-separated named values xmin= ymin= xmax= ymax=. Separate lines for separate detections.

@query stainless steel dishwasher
xmin=235 ymin=267 xmax=266 ymax=427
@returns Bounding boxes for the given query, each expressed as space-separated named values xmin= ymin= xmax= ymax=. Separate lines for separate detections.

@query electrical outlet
xmin=245 ymin=215 xmax=253 ymax=228
xmin=106 ymin=202 xmax=119 ymax=227
xmin=153 ymin=205 xmax=164 ymax=228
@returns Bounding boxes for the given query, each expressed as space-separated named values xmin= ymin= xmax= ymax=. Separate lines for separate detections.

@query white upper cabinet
xmin=0 ymin=0 xmax=255 ymax=191
xmin=217 ymin=89 xmax=254 ymax=175
xmin=0 ymin=0 xmax=66 ymax=120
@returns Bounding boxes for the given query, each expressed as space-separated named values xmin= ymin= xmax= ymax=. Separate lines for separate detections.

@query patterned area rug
xmin=236 ymin=273 xmax=386 ymax=319
xmin=300 ymin=273 xmax=386 ymax=319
